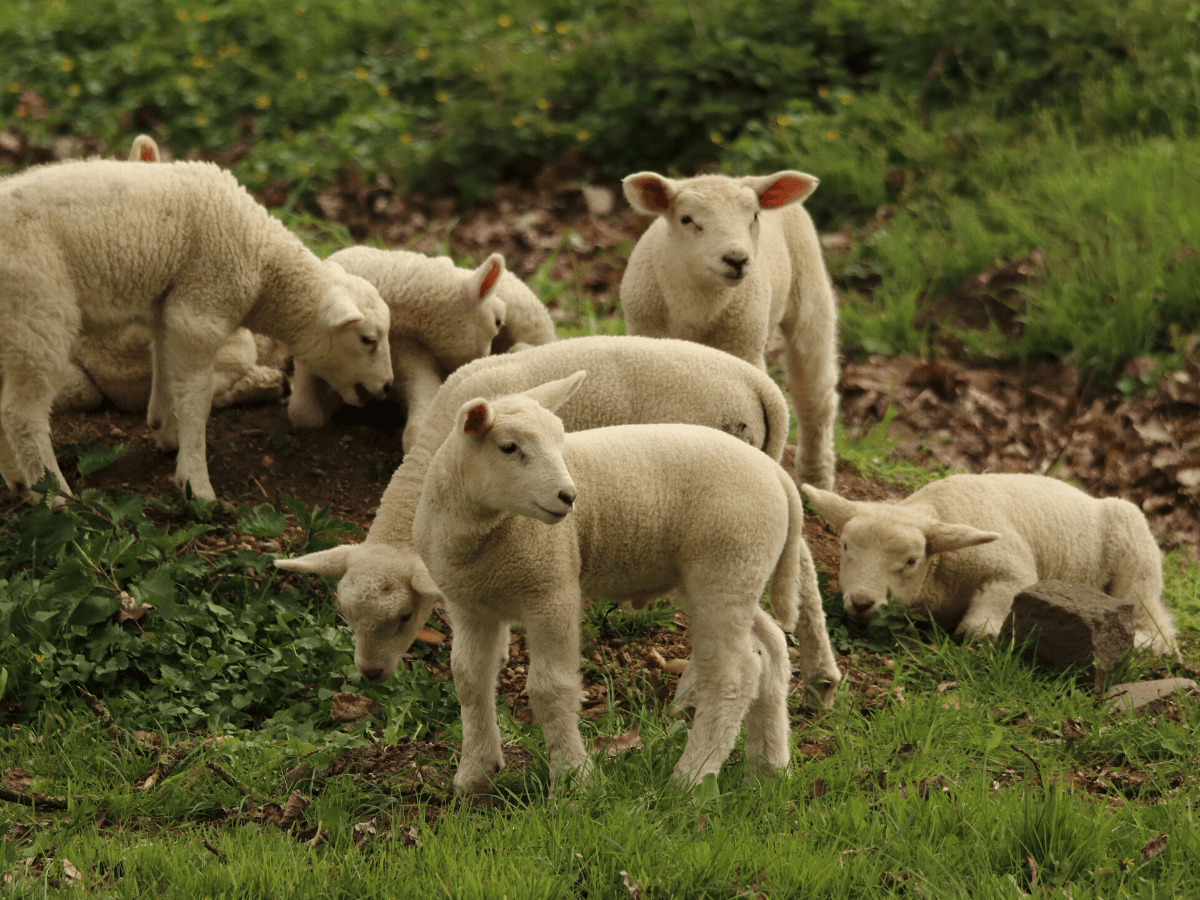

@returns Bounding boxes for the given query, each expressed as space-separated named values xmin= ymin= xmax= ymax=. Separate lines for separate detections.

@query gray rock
xmin=1105 ymin=678 xmax=1198 ymax=714
xmin=1000 ymin=581 xmax=1134 ymax=678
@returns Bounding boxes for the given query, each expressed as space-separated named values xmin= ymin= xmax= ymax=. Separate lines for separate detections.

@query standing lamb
xmin=289 ymin=246 xmax=556 ymax=451
xmin=274 ymin=335 xmax=792 ymax=683
xmin=802 ymin=474 xmax=1179 ymax=657
xmin=620 ymin=171 xmax=840 ymax=491
xmin=412 ymin=373 xmax=841 ymax=792
xmin=0 ymin=158 xmax=393 ymax=502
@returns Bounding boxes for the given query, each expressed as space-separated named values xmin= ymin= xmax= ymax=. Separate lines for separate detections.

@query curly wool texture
xmin=273 ymin=335 xmax=790 ymax=683
xmin=803 ymin=473 xmax=1179 ymax=657
xmin=290 ymin=246 xmax=555 ymax=450
xmin=0 ymin=158 xmax=392 ymax=500
xmin=620 ymin=171 xmax=840 ymax=490
xmin=413 ymin=377 xmax=839 ymax=792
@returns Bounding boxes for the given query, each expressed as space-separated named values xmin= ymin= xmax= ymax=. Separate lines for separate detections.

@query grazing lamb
xmin=620 ymin=170 xmax=840 ymax=491
xmin=411 ymin=372 xmax=840 ymax=792
xmin=274 ymin=335 xmax=791 ymax=683
xmin=802 ymin=474 xmax=1179 ymax=657
xmin=0 ymin=158 xmax=392 ymax=501
xmin=290 ymin=246 xmax=556 ymax=451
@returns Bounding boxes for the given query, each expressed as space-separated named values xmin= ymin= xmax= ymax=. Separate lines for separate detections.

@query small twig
xmin=202 ymin=838 xmax=227 ymax=862
xmin=1010 ymin=743 xmax=1044 ymax=789
xmin=0 ymin=788 xmax=69 ymax=810
xmin=75 ymin=685 xmax=126 ymax=742
xmin=205 ymin=760 xmax=252 ymax=796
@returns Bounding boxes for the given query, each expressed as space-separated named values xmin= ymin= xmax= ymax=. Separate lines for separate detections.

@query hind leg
xmin=781 ymin=318 xmax=838 ymax=491
xmin=742 ymin=607 xmax=791 ymax=778
xmin=0 ymin=355 xmax=73 ymax=501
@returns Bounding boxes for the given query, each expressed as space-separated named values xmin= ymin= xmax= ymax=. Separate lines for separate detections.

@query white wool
xmin=289 ymin=246 xmax=556 ymax=451
xmin=0 ymin=158 xmax=392 ymax=501
xmin=410 ymin=374 xmax=840 ymax=792
xmin=803 ymin=473 xmax=1179 ymax=657
xmin=273 ymin=335 xmax=790 ymax=682
xmin=620 ymin=171 xmax=840 ymax=490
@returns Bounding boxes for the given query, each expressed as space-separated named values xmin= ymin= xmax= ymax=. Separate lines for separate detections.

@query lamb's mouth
xmin=535 ymin=504 xmax=570 ymax=520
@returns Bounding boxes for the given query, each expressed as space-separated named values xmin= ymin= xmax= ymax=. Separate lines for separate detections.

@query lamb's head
xmin=622 ymin=170 xmax=819 ymax=286
xmin=273 ymin=542 xmax=442 ymax=683
xmin=438 ymin=253 xmax=507 ymax=372
xmin=446 ymin=371 xmax=588 ymax=525
xmin=802 ymin=485 xmax=1001 ymax=624
xmin=302 ymin=262 xmax=394 ymax=407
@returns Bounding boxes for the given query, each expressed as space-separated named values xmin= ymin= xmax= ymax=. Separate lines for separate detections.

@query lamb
xmin=0 ymin=158 xmax=393 ymax=501
xmin=289 ymin=245 xmax=556 ymax=451
xmin=619 ymin=171 xmax=840 ymax=491
xmin=274 ymin=335 xmax=792 ymax=684
xmin=51 ymin=135 xmax=290 ymax=416
xmin=802 ymin=474 xmax=1180 ymax=657
xmin=411 ymin=372 xmax=841 ymax=792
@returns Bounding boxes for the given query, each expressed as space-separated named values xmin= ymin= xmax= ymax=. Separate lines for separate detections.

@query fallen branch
xmin=202 ymin=839 xmax=227 ymax=862
xmin=205 ymin=760 xmax=252 ymax=796
xmin=75 ymin=686 xmax=126 ymax=742
xmin=0 ymin=788 xmax=69 ymax=810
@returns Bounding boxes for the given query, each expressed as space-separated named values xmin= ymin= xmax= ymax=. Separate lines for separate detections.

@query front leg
xmin=956 ymin=580 xmax=1027 ymax=639
xmin=449 ymin=603 xmax=510 ymax=793
xmin=393 ymin=340 xmax=447 ymax=455
xmin=522 ymin=602 xmax=590 ymax=789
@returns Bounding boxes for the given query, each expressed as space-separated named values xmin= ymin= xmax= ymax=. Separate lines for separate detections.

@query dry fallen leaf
xmin=60 ymin=858 xmax=83 ymax=888
xmin=1141 ymin=832 xmax=1169 ymax=864
xmin=593 ymin=726 xmax=642 ymax=757
xmin=117 ymin=591 xmax=152 ymax=624
xmin=620 ymin=869 xmax=641 ymax=900
xmin=331 ymin=692 xmax=382 ymax=724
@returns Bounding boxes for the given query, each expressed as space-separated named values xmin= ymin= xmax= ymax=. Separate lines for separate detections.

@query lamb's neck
xmin=242 ymin=233 xmax=324 ymax=346
xmin=421 ymin=464 xmax=508 ymax=562
xmin=366 ymin=447 xmax=434 ymax=550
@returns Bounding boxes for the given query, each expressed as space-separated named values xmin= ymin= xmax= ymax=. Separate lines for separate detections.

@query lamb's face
xmin=307 ymin=266 xmax=394 ymax=406
xmin=460 ymin=396 xmax=577 ymax=525
xmin=273 ymin=542 xmax=441 ymax=683
xmin=668 ymin=184 xmax=763 ymax=286
xmin=838 ymin=514 xmax=934 ymax=623
xmin=441 ymin=291 xmax=505 ymax=372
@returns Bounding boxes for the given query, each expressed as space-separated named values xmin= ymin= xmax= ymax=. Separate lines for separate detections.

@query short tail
xmin=756 ymin=373 xmax=790 ymax=465
xmin=767 ymin=469 xmax=810 ymax=631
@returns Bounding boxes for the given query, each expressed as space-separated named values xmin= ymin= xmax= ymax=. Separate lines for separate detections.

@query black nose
xmin=359 ymin=665 xmax=386 ymax=683
xmin=381 ymin=379 xmax=393 ymax=397
xmin=723 ymin=253 xmax=748 ymax=276
xmin=851 ymin=599 xmax=873 ymax=616
xmin=558 ymin=490 xmax=576 ymax=508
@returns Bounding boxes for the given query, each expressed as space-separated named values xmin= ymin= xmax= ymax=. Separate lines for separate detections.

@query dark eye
xmin=399 ymin=612 xmax=412 ymax=625
xmin=495 ymin=318 xmax=503 ymax=328
xmin=680 ymin=215 xmax=692 ymax=225
xmin=500 ymin=443 xmax=518 ymax=455
xmin=906 ymin=557 xmax=918 ymax=566
xmin=360 ymin=335 xmax=377 ymax=347
xmin=753 ymin=211 xmax=759 ymax=222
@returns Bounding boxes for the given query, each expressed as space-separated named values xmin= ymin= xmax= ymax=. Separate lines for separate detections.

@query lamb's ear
xmin=801 ymin=484 xmax=859 ymax=531
xmin=129 ymin=134 xmax=160 ymax=162
xmin=273 ymin=544 xmax=352 ymax=578
xmin=464 ymin=253 xmax=505 ymax=308
xmin=522 ymin=370 xmax=586 ymax=414
xmin=924 ymin=523 xmax=1002 ymax=555
xmin=411 ymin=566 xmax=444 ymax=602
xmin=458 ymin=398 xmax=494 ymax=437
xmin=320 ymin=288 xmax=365 ymax=329
xmin=745 ymin=171 xmax=819 ymax=209
xmin=623 ymin=172 xmax=675 ymax=216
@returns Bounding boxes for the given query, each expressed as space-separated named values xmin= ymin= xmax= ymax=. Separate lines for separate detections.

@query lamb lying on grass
xmin=412 ymin=372 xmax=840 ymax=792
xmin=802 ymin=474 xmax=1179 ymax=657
xmin=54 ymin=136 xmax=289 ymax=415
xmin=620 ymin=170 xmax=839 ymax=490
xmin=0 ymin=158 xmax=393 ymax=501
xmin=290 ymin=246 xmax=556 ymax=451
xmin=274 ymin=335 xmax=791 ymax=683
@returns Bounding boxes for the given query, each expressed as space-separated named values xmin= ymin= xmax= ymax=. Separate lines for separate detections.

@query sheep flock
xmin=0 ymin=140 xmax=1182 ymax=793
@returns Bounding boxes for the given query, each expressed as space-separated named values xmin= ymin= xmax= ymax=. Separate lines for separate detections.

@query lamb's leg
xmin=393 ymin=341 xmax=446 ymax=455
xmin=146 ymin=325 xmax=177 ymax=451
xmin=956 ymin=580 xmax=1026 ymax=639
xmin=449 ymin=604 xmax=509 ymax=793
xmin=1107 ymin=551 xmax=1178 ymax=659
xmin=522 ymin=604 xmax=591 ymax=789
xmin=742 ymin=607 xmax=791 ymax=778
xmin=672 ymin=595 xmax=760 ymax=787
xmin=781 ymin=318 xmax=838 ymax=491
xmin=0 ymin=346 xmax=73 ymax=501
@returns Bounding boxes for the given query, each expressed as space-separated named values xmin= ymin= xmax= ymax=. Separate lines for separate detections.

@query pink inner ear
xmin=139 ymin=145 xmax=155 ymax=162
xmin=634 ymin=177 xmax=670 ymax=212
xmin=464 ymin=404 xmax=488 ymax=434
xmin=479 ymin=261 xmax=501 ymax=297
xmin=758 ymin=174 xmax=812 ymax=209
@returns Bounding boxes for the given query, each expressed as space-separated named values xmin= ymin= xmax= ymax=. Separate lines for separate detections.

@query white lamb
xmin=620 ymin=171 xmax=840 ymax=491
xmin=0 ymin=158 xmax=393 ymax=501
xmin=289 ymin=245 xmax=556 ymax=451
xmin=274 ymin=335 xmax=792 ymax=683
xmin=411 ymin=372 xmax=840 ymax=792
xmin=802 ymin=474 xmax=1179 ymax=657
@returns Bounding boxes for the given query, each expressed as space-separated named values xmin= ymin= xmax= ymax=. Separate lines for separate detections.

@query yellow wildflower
xmin=531 ymin=23 xmax=544 ymax=35
xmin=841 ymin=94 xmax=854 ymax=105
xmin=178 ymin=75 xmax=193 ymax=90
xmin=399 ymin=133 xmax=412 ymax=144
xmin=295 ymin=68 xmax=307 ymax=82
xmin=355 ymin=67 xmax=368 ymax=80
xmin=255 ymin=94 xmax=271 ymax=109
xmin=536 ymin=97 xmax=550 ymax=110
xmin=8 ymin=81 xmax=21 ymax=93
xmin=67 ymin=83 xmax=80 ymax=97
xmin=416 ymin=46 xmax=430 ymax=60
xmin=576 ymin=129 xmax=590 ymax=141
xmin=195 ymin=10 xmax=208 ymax=21
xmin=777 ymin=114 xmax=790 ymax=127
xmin=556 ymin=22 xmax=569 ymax=34
xmin=195 ymin=112 xmax=208 ymax=125
xmin=192 ymin=56 xmax=209 ymax=68
xmin=826 ymin=129 xmax=838 ymax=141
xmin=219 ymin=42 xmax=238 ymax=57
xmin=710 ymin=131 xmax=723 ymax=144
xmin=817 ymin=86 xmax=830 ymax=98
xmin=435 ymin=90 xmax=449 ymax=102
xmin=376 ymin=84 xmax=389 ymax=97
xmin=60 ymin=59 xmax=73 ymax=72
xmin=176 ymin=8 xmax=187 ymax=20
xmin=498 ymin=14 xmax=512 ymax=27
xmin=511 ymin=115 xmax=525 ymax=128
xmin=298 ymin=162 xmax=311 ymax=176
xmin=15 ymin=104 xmax=27 ymax=118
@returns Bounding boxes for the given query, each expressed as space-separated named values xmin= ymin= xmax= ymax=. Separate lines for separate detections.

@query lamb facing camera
xmin=802 ymin=473 xmax=1179 ymax=658
xmin=412 ymin=372 xmax=841 ymax=793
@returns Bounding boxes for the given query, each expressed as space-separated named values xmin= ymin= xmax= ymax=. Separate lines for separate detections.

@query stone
xmin=1105 ymin=678 xmax=1198 ymax=714
xmin=999 ymin=581 xmax=1134 ymax=677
